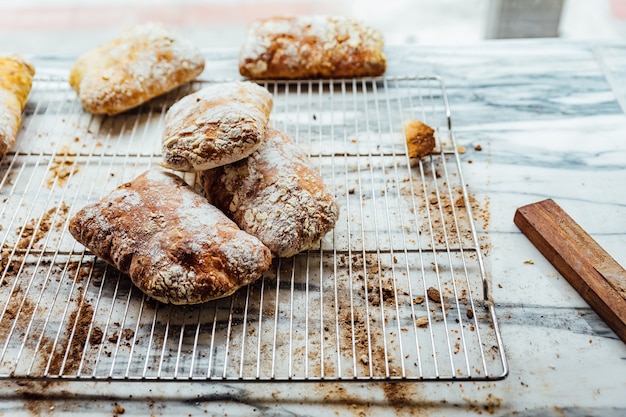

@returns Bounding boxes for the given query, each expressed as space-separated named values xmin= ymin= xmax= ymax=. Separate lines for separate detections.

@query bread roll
xmin=161 ymin=81 xmax=273 ymax=171
xmin=239 ymin=15 xmax=386 ymax=79
xmin=200 ymin=128 xmax=340 ymax=258
xmin=0 ymin=54 xmax=35 ymax=157
xmin=69 ymin=169 xmax=272 ymax=305
xmin=69 ymin=22 xmax=205 ymax=115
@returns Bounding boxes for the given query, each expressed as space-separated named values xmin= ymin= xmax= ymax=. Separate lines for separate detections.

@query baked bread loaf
xmin=0 ymin=54 xmax=35 ymax=157
xmin=68 ymin=169 xmax=272 ymax=305
xmin=161 ymin=81 xmax=273 ymax=171
xmin=69 ymin=22 xmax=205 ymax=115
xmin=239 ymin=15 xmax=386 ymax=79
xmin=200 ymin=128 xmax=340 ymax=258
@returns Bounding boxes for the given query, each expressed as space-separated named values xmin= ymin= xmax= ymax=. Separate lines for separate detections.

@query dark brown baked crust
xmin=239 ymin=15 xmax=386 ymax=79
xmin=69 ymin=169 xmax=272 ymax=304
xmin=200 ymin=128 xmax=340 ymax=258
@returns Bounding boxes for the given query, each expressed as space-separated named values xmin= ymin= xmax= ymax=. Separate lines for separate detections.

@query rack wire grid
xmin=0 ymin=75 xmax=507 ymax=382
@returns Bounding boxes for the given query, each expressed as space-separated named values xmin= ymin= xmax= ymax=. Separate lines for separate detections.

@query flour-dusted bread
xmin=161 ymin=81 xmax=273 ymax=172
xmin=0 ymin=54 xmax=35 ymax=157
xmin=239 ymin=15 xmax=386 ymax=79
xmin=69 ymin=22 xmax=205 ymax=115
xmin=68 ymin=169 xmax=272 ymax=305
xmin=200 ymin=128 xmax=340 ymax=258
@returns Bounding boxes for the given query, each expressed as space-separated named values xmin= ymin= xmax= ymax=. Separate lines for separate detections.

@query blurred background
xmin=1 ymin=0 xmax=626 ymax=55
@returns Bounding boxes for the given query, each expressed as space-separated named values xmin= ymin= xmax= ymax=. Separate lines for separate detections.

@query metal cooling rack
xmin=0 ymin=75 xmax=507 ymax=382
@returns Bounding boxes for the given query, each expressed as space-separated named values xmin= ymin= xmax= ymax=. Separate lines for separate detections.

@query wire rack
xmin=0 ymin=75 xmax=507 ymax=382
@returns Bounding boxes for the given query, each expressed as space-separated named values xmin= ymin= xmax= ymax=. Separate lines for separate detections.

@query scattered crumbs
xmin=46 ymin=146 xmax=80 ymax=188
xmin=474 ymin=144 xmax=482 ymax=151
xmin=412 ymin=296 xmax=424 ymax=304
xmin=457 ymin=145 xmax=466 ymax=154
xmin=524 ymin=259 xmax=535 ymax=265
xmin=16 ymin=203 xmax=70 ymax=249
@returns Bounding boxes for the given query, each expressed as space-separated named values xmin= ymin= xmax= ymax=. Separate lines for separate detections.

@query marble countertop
xmin=2 ymin=39 xmax=626 ymax=416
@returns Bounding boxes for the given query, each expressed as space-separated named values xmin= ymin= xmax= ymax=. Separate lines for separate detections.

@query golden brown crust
xmin=161 ymin=81 xmax=273 ymax=171
xmin=404 ymin=120 xmax=435 ymax=159
xmin=68 ymin=169 xmax=272 ymax=304
xmin=0 ymin=54 xmax=35 ymax=156
xmin=239 ymin=15 xmax=386 ymax=79
xmin=200 ymin=128 xmax=340 ymax=258
xmin=69 ymin=22 xmax=205 ymax=115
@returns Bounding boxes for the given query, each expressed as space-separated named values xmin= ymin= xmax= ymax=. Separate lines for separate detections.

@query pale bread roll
xmin=161 ymin=81 xmax=273 ymax=172
xmin=200 ymin=128 xmax=340 ymax=258
xmin=0 ymin=54 xmax=35 ymax=157
xmin=69 ymin=22 xmax=205 ymax=115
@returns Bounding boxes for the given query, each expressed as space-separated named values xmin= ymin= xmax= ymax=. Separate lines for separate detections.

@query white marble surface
xmin=2 ymin=40 xmax=626 ymax=416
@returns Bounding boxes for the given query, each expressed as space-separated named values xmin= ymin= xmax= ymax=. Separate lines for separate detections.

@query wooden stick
xmin=514 ymin=198 xmax=626 ymax=344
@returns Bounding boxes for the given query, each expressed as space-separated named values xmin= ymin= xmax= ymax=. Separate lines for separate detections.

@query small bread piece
xmin=200 ymin=128 xmax=340 ymax=258
xmin=161 ymin=81 xmax=273 ymax=171
xmin=68 ymin=169 xmax=272 ymax=305
xmin=69 ymin=22 xmax=205 ymax=115
xmin=0 ymin=54 xmax=35 ymax=157
xmin=404 ymin=120 xmax=435 ymax=159
xmin=239 ymin=15 xmax=386 ymax=79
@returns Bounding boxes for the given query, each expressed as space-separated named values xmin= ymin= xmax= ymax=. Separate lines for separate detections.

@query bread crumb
xmin=404 ymin=120 xmax=435 ymax=159
xmin=415 ymin=317 xmax=429 ymax=327
xmin=114 ymin=403 xmax=125 ymax=415
xmin=427 ymin=287 xmax=441 ymax=303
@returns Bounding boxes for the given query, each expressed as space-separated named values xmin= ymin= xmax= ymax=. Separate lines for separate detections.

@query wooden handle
xmin=514 ymin=199 xmax=626 ymax=343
